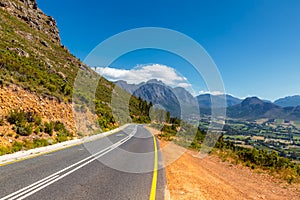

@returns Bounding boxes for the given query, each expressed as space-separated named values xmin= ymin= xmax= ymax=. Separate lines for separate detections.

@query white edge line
xmin=0 ymin=124 xmax=131 ymax=166
xmin=6 ymin=175 xmax=60 ymax=200
xmin=2 ymin=125 xmax=137 ymax=200
xmin=17 ymin=133 xmax=135 ymax=200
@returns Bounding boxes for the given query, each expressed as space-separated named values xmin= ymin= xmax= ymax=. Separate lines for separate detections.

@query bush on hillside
xmin=7 ymin=110 xmax=26 ymax=126
xmin=44 ymin=121 xmax=54 ymax=136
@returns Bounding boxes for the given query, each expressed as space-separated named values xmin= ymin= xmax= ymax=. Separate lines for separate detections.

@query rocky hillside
xmin=0 ymin=0 xmax=84 ymax=100
xmin=0 ymin=0 xmax=60 ymax=44
xmin=0 ymin=0 xmax=150 ymax=154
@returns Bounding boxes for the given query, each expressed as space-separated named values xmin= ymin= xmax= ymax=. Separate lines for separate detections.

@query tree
xmin=166 ymin=111 xmax=170 ymax=123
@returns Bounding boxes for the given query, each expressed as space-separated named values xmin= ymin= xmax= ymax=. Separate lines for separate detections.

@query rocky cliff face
xmin=0 ymin=0 xmax=60 ymax=44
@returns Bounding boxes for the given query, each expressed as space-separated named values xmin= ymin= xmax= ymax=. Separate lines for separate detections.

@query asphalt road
xmin=0 ymin=124 xmax=166 ymax=200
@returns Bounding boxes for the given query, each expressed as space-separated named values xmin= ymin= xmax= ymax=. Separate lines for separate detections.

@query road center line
xmin=1 ymin=126 xmax=137 ymax=200
xmin=3 ymin=175 xmax=60 ymax=200
xmin=17 ymin=136 xmax=133 ymax=200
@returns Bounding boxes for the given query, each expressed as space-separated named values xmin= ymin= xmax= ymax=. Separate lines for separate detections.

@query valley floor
xmin=147 ymin=127 xmax=300 ymax=200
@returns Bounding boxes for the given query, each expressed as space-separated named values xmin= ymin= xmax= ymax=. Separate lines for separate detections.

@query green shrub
xmin=7 ymin=110 xmax=26 ymax=126
xmin=61 ymin=84 xmax=72 ymax=95
xmin=37 ymin=125 xmax=44 ymax=132
xmin=55 ymin=121 xmax=72 ymax=143
xmin=33 ymin=114 xmax=42 ymax=126
xmin=0 ymin=146 xmax=10 ymax=156
xmin=16 ymin=124 xmax=33 ymax=136
xmin=56 ymin=131 xmax=69 ymax=143
xmin=12 ymin=141 xmax=24 ymax=152
xmin=23 ymin=140 xmax=33 ymax=149
xmin=56 ymin=134 xmax=68 ymax=143
xmin=189 ymin=140 xmax=201 ymax=150
xmin=44 ymin=122 xmax=54 ymax=136
xmin=34 ymin=127 xmax=41 ymax=134
xmin=46 ymin=84 xmax=56 ymax=92
xmin=33 ymin=139 xmax=49 ymax=148
xmin=26 ymin=112 xmax=35 ymax=123
xmin=54 ymin=121 xmax=66 ymax=132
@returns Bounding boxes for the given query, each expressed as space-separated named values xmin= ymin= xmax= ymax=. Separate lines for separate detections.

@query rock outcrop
xmin=0 ymin=0 xmax=60 ymax=44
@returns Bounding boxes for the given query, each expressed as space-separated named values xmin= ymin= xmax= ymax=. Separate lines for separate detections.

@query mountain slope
xmin=0 ymin=0 xmax=150 ymax=154
xmin=227 ymin=97 xmax=285 ymax=120
xmin=132 ymin=80 xmax=182 ymax=117
xmin=173 ymin=87 xmax=197 ymax=106
xmin=0 ymin=0 xmax=81 ymax=101
xmin=196 ymin=94 xmax=242 ymax=108
xmin=116 ymin=79 xmax=199 ymax=118
xmin=114 ymin=80 xmax=141 ymax=94
xmin=274 ymin=95 xmax=300 ymax=107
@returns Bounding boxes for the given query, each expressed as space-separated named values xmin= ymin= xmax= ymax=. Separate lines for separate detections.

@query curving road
xmin=0 ymin=125 xmax=166 ymax=200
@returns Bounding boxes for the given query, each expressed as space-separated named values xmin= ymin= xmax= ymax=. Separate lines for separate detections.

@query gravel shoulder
xmin=146 ymin=127 xmax=300 ymax=200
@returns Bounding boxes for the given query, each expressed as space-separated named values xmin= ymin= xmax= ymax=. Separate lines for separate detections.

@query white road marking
xmin=1 ymin=125 xmax=137 ymax=200
xmin=3 ymin=175 xmax=60 ymax=200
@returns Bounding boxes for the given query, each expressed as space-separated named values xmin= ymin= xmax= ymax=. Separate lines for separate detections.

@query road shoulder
xmin=146 ymin=126 xmax=300 ymax=200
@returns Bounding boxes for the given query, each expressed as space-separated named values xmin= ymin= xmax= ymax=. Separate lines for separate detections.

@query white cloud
xmin=95 ymin=64 xmax=192 ymax=89
xmin=177 ymin=82 xmax=192 ymax=88
xmin=198 ymin=90 xmax=226 ymax=96
xmin=198 ymin=90 xmax=244 ymax=99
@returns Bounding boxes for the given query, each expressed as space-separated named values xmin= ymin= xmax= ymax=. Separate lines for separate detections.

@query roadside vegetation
xmin=152 ymin=117 xmax=300 ymax=184
xmin=0 ymin=109 xmax=73 ymax=156
xmin=214 ymin=140 xmax=300 ymax=184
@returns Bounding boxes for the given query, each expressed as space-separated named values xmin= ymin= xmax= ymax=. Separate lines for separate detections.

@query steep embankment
xmin=0 ymin=84 xmax=76 ymax=147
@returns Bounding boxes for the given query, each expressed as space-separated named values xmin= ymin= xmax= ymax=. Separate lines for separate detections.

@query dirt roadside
xmin=146 ymin=127 xmax=300 ymax=200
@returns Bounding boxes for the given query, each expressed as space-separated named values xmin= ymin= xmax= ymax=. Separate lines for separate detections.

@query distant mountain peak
xmin=115 ymin=79 xmax=198 ymax=117
xmin=241 ymin=97 xmax=264 ymax=106
xmin=196 ymin=93 xmax=242 ymax=108
xmin=146 ymin=79 xmax=165 ymax=85
xmin=115 ymin=80 xmax=127 ymax=84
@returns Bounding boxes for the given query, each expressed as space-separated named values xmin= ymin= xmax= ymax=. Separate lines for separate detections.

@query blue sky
xmin=37 ymin=0 xmax=300 ymax=101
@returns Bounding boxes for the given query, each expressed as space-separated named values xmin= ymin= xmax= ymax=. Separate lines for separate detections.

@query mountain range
xmin=196 ymin=94 xmax=242 ymax=108
xmin=116 ymin=79 xmax=198 ymax=118
xmin=274 ymin=95 xmax=300 ymax=107
xmin=116 ymin=80 xmax=300 ymax=121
